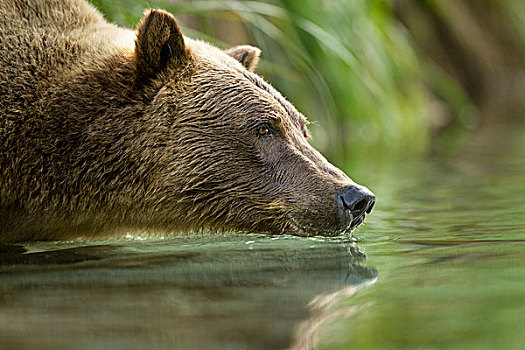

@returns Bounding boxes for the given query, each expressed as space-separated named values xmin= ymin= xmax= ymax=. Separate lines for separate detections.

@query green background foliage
xmin=89 ymin=0 xmax=523 ymax=166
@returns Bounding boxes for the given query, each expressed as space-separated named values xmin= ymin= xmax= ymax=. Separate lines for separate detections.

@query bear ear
xmin=135 ymin=9 xmax=188 ymax=80
xmin=225 ymin=45 xmax=261 ymax=71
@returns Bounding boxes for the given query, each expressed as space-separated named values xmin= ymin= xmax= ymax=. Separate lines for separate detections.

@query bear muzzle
xmin=284 ymin=184 xmax=375 ymax=237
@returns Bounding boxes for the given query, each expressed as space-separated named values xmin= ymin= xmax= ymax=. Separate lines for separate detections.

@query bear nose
xmin=339 ymin=185 xmax=375 ymax=219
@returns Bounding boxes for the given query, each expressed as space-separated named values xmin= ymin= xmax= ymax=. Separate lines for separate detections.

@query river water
xmin=1 ymin=123 xmax=524 ymax=349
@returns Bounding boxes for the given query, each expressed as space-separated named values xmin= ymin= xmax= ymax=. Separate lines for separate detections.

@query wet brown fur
xmin=0 ymin=0 xmax=361 ymax=243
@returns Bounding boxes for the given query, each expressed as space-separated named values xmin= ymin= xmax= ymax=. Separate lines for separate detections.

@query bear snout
xmin=283 ymin=184 xmax=375 ymax=237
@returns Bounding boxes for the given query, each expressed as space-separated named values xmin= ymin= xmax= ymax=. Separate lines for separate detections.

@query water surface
xmin=1 ymin=124 xmax=524 ymax=349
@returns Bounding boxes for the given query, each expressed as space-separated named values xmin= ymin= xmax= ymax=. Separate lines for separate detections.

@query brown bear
xmin=0 ymin=0 xmax=375 ymax=243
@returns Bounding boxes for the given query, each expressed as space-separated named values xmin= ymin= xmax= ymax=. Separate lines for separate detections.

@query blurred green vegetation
xmin=89 ymin=0 xmax=524 ymax=165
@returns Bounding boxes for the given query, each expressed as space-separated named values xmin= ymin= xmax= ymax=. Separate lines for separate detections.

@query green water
xmin=1 ymin=124 xmax=524 ymax=350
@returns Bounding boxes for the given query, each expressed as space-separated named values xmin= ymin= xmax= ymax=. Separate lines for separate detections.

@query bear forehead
xmin=186 ymin=38 xmax=310 ymax=133
xmin=242 ymin=71 xmax=310 ymax=136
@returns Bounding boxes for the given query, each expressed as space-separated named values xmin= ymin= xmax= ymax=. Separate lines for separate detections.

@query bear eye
xmin=256 ymin=125 xmax=272 ymax=137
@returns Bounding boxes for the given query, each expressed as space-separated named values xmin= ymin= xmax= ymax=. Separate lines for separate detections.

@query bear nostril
xmin=352 ymin=198 xmax=369 ymax=213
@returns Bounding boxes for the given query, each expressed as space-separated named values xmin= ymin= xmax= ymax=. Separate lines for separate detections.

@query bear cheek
xmin=269 ymin=162 xmax=347 ymax=234
xmin=293 ymin=204 xmax=345 ymax=235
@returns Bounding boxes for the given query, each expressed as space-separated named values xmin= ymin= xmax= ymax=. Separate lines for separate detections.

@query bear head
xmin=131 ymin=9 xmax=375 ymax=236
